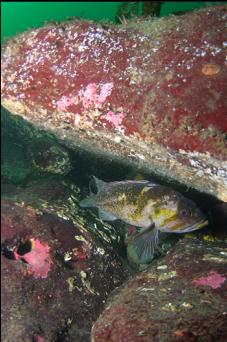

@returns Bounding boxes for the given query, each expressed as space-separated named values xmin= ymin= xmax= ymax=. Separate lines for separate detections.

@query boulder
xmin=1 ymin=5 xmax=227 ymax=201
xmin=1 ymin=181 xmax=129 ymax=341
xmin=92 ymin=237 xmax=227 ymax=342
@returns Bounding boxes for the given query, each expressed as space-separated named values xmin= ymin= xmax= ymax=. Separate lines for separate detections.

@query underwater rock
xmin=1 ymin=5 xmax=227 ymax=201
xmin=1 ymin=196 xmax=129 ymax=342
xmin=1 ymin=110 xmax=33 ymax=184
xmin=1 ymin=108 xmax=72 ymax=182
xmin=32 ymin=142 xmax=72 ymax=175
xmin=92 ymin=237 xmax=227 ymax=342
xmin=1 ymin=138 xmax=32 ymax=184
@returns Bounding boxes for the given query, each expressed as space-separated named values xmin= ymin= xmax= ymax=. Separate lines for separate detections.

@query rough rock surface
xmin=1 ymin=185 xmax=130 ymax=341
xmin=1 ymin=5 xmax=227 ymax=342
xmin=92 ymin=237 xmax=227 ymax=342
xmin=1 ymin=5 xmax=227 ymax=201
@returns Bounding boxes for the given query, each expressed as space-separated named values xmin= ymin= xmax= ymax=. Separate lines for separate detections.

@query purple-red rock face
xmin=1 ymin=6 xmax=226 ymax=160
xmin=1 ymin=5 xmax=227 ymax=202
xmin=1 ymin=200 xmax=129 ymax=341
xmin=92 ymin=238 xmax=227 ymax=342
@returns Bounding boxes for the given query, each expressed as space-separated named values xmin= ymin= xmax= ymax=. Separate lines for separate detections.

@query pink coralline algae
xmin=192 ymin=271 xmax=226 ymax=289
xmin=104 ymin=111 xmax=125 ymax=128
xmin=56 ymin=96 xmax=77 ymax=111
xmin=79 ymin=82 xmax=113 ymax=109
xmin=14 ymin=238 xmax=53 ymax=279
xmin=80 ymin=83 xmax=98 ymax=109
xmin=97 ymin=83 xmax=114 ymax=107
xmin=56 ymin=82 xmax=113 ymax=112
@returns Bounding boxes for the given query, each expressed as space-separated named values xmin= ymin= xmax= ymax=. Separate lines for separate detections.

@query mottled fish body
xmin=80 ymin=178 xmax=155 ymax=228
xmin=80 ymin=177 xmax=208 ymax=262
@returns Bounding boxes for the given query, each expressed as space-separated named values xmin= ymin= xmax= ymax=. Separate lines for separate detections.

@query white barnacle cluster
xmin=175 ymin=33 xmax=224 ymax=75
xmin=188 ymin=150 xmax=227 ymax=183
xmin=75 ymin=26 xmax=126 ymax=73
xmin=195 ymin=39 xmax=223 ymax=58
xmin=123 ymin=34 xmax=153 ymax=84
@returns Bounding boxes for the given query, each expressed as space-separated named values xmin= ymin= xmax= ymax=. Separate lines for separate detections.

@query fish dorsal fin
xmin=110 ymin=179 xmax=155 ymax=187
xmin=124 ymin=180 xmax=150 ymax=184
xmin=90 ymin=176 xmax=107 ymax=194
xmin=127 ymin=180 xmax=157 ymax=187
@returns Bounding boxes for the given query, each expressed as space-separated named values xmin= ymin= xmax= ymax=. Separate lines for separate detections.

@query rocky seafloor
xmin=1 ymin=5 xmax=227 ymax=342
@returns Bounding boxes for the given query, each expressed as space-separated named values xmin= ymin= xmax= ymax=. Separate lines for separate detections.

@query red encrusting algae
xmin=1 ymin=6 xmax=226 ymax=159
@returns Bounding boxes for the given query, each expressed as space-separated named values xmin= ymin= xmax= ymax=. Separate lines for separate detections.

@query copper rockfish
xmin=79 ymin=177 xmax=208 ymax=262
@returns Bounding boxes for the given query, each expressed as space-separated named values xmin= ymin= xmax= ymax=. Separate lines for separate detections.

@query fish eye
xmin=180 ymin=208 xmax=191 ymax=217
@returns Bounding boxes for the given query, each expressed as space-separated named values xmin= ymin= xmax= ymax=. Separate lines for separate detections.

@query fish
xmin=79 ymin=176 xmax=208 ymax=262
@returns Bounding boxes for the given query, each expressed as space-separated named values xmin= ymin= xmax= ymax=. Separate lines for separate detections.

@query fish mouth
xmin=163 ymin=218 xmax=208 ymax=233
xmin=181 ymin=218 xmax=209 ymax=232
xmin=196 ymin=219 xmax=209 ymax=229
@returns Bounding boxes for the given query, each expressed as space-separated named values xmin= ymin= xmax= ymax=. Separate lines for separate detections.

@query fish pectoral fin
xmin=131 ymin=227 xmax=159 ymax=263
xmin=98 ymin=209 xmax=117 ymax=221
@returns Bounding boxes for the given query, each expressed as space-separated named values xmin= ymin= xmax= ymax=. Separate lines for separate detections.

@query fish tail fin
xmin=131 ymin=227 xmax=159 ymax=263
xmin=90 ymin=176 xmax=107 ymax=194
